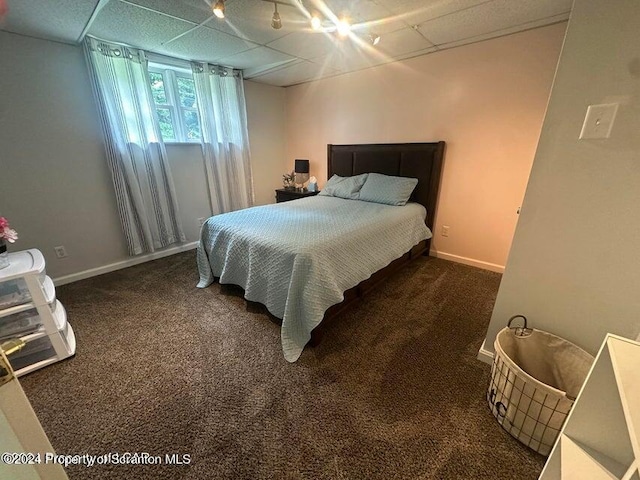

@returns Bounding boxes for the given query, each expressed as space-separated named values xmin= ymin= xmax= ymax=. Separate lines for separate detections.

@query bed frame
xmin=310 ymin=141 xmax=446 ymax=344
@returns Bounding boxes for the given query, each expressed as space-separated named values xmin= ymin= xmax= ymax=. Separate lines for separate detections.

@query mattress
xmin=197 ymin=195 xmax=432 ymax=362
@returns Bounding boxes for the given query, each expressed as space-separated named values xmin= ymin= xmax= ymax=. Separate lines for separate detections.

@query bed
xmin=197 ymin=142 xmax=445 ymax=362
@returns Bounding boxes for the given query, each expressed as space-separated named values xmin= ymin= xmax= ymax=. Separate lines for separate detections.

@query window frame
xmin=148 ymin=64 xmax=201 ymax=144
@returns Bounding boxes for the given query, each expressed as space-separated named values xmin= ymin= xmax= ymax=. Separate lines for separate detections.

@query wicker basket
xmin=487 ymin=315 xmax=594 ymax=456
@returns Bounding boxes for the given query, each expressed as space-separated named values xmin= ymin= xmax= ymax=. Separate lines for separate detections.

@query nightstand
xmin=275 ymin=189 xmax=320 ymax=203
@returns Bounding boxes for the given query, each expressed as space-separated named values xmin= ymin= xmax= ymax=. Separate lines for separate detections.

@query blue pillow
xmin=358 ymin=173 xmax=418 ymax=206
xmin=319 ymin=173 xmax=368 ymax=200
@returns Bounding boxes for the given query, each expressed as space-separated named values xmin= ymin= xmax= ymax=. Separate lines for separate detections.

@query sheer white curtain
xmin=84 ymin=37 xmax=185 ymax=255
xmin=191 ymin=63 xmax=254 ymax=214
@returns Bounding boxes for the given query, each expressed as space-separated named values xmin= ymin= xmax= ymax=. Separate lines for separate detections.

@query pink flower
xmin=0 ymin=217 xmax=18 ymax=243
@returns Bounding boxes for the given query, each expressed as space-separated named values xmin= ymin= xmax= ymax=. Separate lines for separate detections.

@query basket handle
xmin=507 ymin=315 xmax=528 ymax=330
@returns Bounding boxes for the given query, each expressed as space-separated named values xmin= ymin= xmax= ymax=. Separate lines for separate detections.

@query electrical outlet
xmin=54 ymin=246 xmax=68 ymax=259
xmin=197 ymin=217 xmax=207 ymax=227
xmin=441 ymin=225 xmax=450 ymax=237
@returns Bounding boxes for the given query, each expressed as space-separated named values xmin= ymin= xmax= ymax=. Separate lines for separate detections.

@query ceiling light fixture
xmin=213 ymin=1 xmax=352 ymax=35
xmin=212 ymin=0 xmax=225 ymax=19
xmin=271 ymin=3 xmax=282 ymax=29
xmin=310 ymin=15 xmax=322 ymax=30
xmin=336 ymin=18 xmax=350 ymax=37
xmin=370 ymin=34 xmax=380 ymax=45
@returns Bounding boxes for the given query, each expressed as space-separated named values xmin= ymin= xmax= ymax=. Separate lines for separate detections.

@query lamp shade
xmin=294 ymin=159 xmax=310 ymax=174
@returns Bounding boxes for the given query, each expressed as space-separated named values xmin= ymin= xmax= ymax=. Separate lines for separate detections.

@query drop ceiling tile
xmin=351 ymin=17 xmax=408 ymax=36
xmin=304 ymin=0 xmax=404 ymax=35
xmin=123 ymin=0 xmax=213 ymax=24
xmin=376 ymin=27 xmax=435 ymax=57
xmin=436 ymin=12 xmax=569 ymax=51
xmin=417 ymin=0 xmax=573 ymax=45
xmin=216 ymin=46 xmax=297 ymax=70
xmin=1 ymin=0 xmax=99 ymax=43
xmin=267 ymin=30 xmax=342 ymax=60
xmin=316 ymin=0 xmax=369 ymax=19
xmin=318 ymin=0 xmax=390 ymax=23
xmin=373 ymin=0 xmax=491 ymax=27
xmin=89 ymin=0 xmax=194 ymax=50
xmin=312 ymin=29 xmax=439 ymax=74
xmin=314 ymin=43 xmax=438 ymax=73
xmin=311 ymin=43 xmax=388 ymax=72
xmin=246 ymin=60 xmax=339 ymax=87
xmin=157 ymin=24 xmax=258 ymax=62
xmin=283 ymin=22 xmax=435 ymax=73
xmin=205 ymin=0 xmax=307 ymax=45
xmin=3 ymin=0 xmax=574 ymax=89
xmin=348 ymin=6 xmax=407 ymax=36
xmin=394 ymin=45 xmax=439 ymax=62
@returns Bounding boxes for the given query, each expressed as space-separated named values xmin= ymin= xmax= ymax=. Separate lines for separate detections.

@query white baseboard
xmin=477 ymin=339 xmax=495 ymax=365
xmin=53 ymin=241 xmax=199 ymax=287
xmin=429 ymin=250 xmax=505 ymax=273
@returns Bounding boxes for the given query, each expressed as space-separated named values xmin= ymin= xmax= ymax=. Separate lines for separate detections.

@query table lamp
xmin=294 ymin=159 xmax=310 ymax=191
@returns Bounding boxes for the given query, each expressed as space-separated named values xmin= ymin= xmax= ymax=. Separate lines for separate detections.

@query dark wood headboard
xmin=327 ymin=142 xmax=446 ymax=234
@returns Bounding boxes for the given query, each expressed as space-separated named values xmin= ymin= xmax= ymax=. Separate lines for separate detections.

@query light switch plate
xmin=579 ymin=103 xmax=619 ymax=139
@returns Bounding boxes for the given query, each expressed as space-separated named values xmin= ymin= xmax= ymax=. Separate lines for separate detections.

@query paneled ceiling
xmin=0 ymin=0 xmax=571 ymax=87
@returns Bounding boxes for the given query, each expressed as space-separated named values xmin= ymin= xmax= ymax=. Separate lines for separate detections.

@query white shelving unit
xmin=0 ymin=249 xmax=75 ymax=376
xmin=540 ymin=334 xmax=640 ymax=480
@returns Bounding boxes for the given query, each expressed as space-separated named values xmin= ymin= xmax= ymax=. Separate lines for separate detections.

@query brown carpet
xmin=20 ymin=251 xmax=545 ymax=479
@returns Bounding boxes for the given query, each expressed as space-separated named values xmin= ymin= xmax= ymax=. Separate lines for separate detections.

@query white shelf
xmin=559 ymin=435 xmax=620 ymax=480
xmin=64 ymin=323 xmax=76 ymax=357
xmin=0 ymin=249 xmax=45 ymax=281
xmin=53 ymin=300 xmax=67 ymax=332
xmin=42 ymin=275 xmax=55 ymax=305
xmin=19 ymin=327 xmax=47 ymax=344
xmin=0 ymin=302 xmax=35 ymax=318
xmin=0 ymin=249 xmax=75 ymax=377
xmin=609 ymin=340 xmax=640 ymax=463
xmin=540 ymin=335 xmax=640 ymax=480
xmin=11 ymin=323 xmax=75 ymax=378
xmin=0 ymin=275 xmax=56 ymax=319
xmin=13 ymin=355 xmax=60 ymax=377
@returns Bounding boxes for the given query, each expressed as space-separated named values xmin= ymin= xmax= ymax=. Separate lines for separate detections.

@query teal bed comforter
xmin=197 ymin=195 xmax=431 ymax=362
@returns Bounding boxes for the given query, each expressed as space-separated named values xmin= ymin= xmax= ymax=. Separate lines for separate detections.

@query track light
xmin=271 ymin=3 xmax=282 ymax=29
xmin=212 ymin=0 xmax=224 ymax=19
xmin=336 ymin=18 xmax=351 ymax=37
xmin=369 ymin=34 xmax=380 ymax=45
xmin=213 ymin=0 xmax=360 ymax=37
xmin=310 ymin=15 xmax=322 ymax=30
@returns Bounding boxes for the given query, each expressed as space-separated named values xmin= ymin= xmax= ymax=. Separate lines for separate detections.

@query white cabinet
xmin=539 ymin=334 xmax=640 ymax=480
xmin=0 ymin=249 xmax=76 ymax=376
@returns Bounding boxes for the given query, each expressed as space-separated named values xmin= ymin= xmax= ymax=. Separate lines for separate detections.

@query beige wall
xmin=0 ymin=31 xmax=285 ymax=280
xmin=482 ymin=0 xmax=640 ymax=357
xmin=244 ymin=80 xmax=287 ymax=206
xmin=0 ymin=31 xmax=129 ymax=279
xmin=284 ymin=24 xmax=566 ymax=271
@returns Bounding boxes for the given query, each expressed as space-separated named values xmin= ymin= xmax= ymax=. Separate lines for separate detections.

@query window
xmin=149 ymin=64 xmax=201 ymax=142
